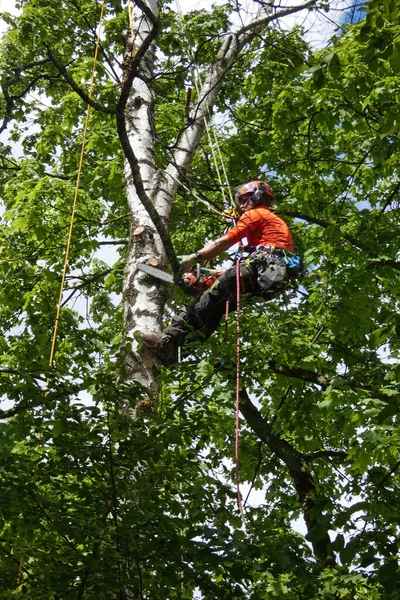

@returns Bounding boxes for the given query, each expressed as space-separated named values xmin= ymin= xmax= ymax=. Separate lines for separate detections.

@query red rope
xmin=235 ymin=257 xmax=244 ymax=517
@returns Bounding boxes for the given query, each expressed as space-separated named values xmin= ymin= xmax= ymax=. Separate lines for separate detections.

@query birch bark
xmin=121 ymin=1 xmax=164 ymax=402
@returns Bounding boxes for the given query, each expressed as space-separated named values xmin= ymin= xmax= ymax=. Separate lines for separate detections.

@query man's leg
xmin=142 ymin=263 xmax=257 ymax=365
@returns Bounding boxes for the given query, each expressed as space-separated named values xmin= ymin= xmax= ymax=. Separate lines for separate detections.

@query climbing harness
xmin=246 ymin=246 xmax=304 ymax=298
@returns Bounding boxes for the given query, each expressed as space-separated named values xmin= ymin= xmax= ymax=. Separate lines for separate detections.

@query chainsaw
xmin=137 ymin=262 xmax=220 ymax=295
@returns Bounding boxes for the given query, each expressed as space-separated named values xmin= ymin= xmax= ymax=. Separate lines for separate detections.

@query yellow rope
xmin=15 ymin=7 xmax=105 ymax=595
xmin=46 ymin=1 xmax=105 ymax=386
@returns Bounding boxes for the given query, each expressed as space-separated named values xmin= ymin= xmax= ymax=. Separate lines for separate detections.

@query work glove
xmin=175 ymin=254 xmax=197 ymax=283
xmin=178 ymin=254 xmax=197 ymax=271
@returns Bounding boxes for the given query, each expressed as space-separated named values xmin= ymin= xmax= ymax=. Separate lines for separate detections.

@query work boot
xmin=140 ymin=332 xmax=181 ymax=366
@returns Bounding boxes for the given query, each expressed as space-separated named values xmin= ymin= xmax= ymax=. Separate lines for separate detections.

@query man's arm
xmin=176 ymin=234 xmax=235 ymax=278
xmin=196 ymin=234 xmax=233 ymax=261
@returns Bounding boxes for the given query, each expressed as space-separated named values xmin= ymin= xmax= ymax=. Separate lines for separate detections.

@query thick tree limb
xmin=239 ymin=387 xmax=336 ymax=566
xmin=282 ymin=209 xmax=400 ymax=269
xmin=116 ymin=108 xmax=179 ymax=272
xmin=367 ymin=258 xmax=400 ymax=271
xmin=308 ymin=450 xmax=348 ymax=461
xmin=163 ymin=0 xmax=320 ymax=210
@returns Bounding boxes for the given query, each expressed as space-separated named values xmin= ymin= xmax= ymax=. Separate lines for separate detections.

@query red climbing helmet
xmin=235 ymin=180 xmax=274 ymax=207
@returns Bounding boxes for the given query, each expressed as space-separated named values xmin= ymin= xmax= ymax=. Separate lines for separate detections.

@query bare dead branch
xmin=237 ymin=0 xmax=319 ymax=39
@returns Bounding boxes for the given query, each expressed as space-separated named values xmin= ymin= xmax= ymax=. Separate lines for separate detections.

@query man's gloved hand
xmin=175 ymin=254 xmax=197 ymax=283
xmin=177 ymin=253 xmax=197 ymax=272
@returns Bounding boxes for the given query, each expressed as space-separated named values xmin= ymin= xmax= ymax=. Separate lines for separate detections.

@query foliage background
xmin=0 ymin=0 xmax=399 ymax=598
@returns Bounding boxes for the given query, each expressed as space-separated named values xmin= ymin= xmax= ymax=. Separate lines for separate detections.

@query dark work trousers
xmin=164 ymin=262 xmax=260 ymax=344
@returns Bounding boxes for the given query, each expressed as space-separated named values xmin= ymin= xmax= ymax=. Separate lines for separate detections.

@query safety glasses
xmin=238 ymin=193 xmax=254 ymax=205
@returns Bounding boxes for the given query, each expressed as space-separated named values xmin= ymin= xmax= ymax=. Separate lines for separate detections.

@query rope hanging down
xmin=15 ymin=5 xmax=106 ymax=599
xmin=235 ymin=255 xmax=244 ymax=518
xmin=45 ymin=3 xmax=105 ymax=387
xmin=175 ymin=1 xmax=244 ymax=518
xmin=175 ymin=0 xmax=234 ymax=211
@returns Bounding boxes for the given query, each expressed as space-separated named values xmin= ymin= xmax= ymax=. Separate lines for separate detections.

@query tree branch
xmin=1 ymin=59 xmax=53 ymax=133
xmin=267 ymin=359 xmax=399 ymax=405
xmin=281 ymin=209 xmax=364 ymax=248
xmin=307 ymin=450 xmax=348 ymax=462
xmin=239 ymin=387 xmax=335 ymax=566
xmin=46 ymin=47 xmax=116 ymax=115
xmin=0 ymin=365 xmax=47 ymax=382
xmin=237 ymin=0 xmax=319 ymax=39
xmin=164 ymin=0 xmax=319 ymax=205
xmin=0 ymin=404 xmax=28 ymax=420
xmin=281 ymin=209 xmax=400 ymax=270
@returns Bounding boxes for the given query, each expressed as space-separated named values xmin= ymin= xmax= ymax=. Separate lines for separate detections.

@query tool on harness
xmin=247 ymin=247 xmax=304 ymax=298
xmin=285 ymin=252 xmax=304 ymax=278
xmin=256 ymin=254 xmax=287 ymax=295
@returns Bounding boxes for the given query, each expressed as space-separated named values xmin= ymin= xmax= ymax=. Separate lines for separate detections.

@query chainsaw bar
xmin=137 ymin=263 xmax=175 ymax=284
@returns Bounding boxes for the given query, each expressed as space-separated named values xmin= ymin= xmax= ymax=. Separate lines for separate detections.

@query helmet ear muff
xmin=253 ymin=182 xmax=271 ymax=205
xmin=253 ymin=189 xmax=264 ymax=203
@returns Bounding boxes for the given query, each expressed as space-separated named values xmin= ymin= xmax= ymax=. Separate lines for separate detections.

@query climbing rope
xmin=16 ymin=3 xmax=105 ymax=598
xmin=235 ymin=256 xmax=244 ymax=517
xmin=164 ymin=2 xmax=245 ymax=519
xmin=45 ymin=1 xmax=105 ymax=388
xmin=174 ymin=0 xmax=234 ymax=210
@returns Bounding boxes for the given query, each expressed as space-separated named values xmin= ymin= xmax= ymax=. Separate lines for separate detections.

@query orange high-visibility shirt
xmin=225 ymin=206 xmax=294 ymax=252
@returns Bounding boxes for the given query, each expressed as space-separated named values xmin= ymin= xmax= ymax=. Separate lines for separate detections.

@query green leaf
xmin=305 ymin=522 xmax=328 ymax=542
xmin=52 ymin=421 xmax=64 ymax=438
xmin=340 ymin=542 xmax=359 ymax=565
xmin=328 ymin=53 xmax=341 ymax=77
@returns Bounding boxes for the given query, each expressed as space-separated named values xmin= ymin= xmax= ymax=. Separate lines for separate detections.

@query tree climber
xmin=141 ymin=180 xmax=299 ymax=365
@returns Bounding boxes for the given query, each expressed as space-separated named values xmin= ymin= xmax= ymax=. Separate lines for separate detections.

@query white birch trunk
xmin=122 ymin=1 xmax=165 ymax=402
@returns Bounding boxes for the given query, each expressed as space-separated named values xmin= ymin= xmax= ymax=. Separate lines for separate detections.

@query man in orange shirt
xmin=142 ymin=181 xmax=298 ymax=365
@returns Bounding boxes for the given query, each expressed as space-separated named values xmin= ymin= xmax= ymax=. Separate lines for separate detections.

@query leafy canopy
xmin=0 ymin=0 xmax=399 ymax=598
